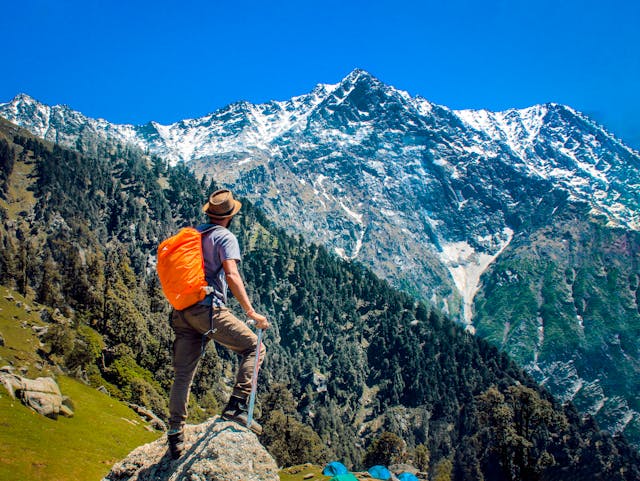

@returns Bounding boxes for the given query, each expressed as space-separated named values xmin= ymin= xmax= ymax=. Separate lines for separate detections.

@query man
xmin=167 ymin=188 xmax=269 ymax=459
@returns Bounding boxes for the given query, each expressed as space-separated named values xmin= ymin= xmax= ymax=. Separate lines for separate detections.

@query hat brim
xmin=202 ymin=199 xmax=242 ymax=219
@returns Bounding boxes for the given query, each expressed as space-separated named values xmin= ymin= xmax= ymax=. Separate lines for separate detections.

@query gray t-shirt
xmin=197 ymin=224 xmax=241 ymax=307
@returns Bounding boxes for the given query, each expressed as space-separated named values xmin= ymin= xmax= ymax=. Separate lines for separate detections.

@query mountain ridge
xmin=2 ymin=69 xmax=640 ymax=448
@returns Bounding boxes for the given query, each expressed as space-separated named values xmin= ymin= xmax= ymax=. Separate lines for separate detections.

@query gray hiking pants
xmin=168 ymin=304 xmax=266 ymax=431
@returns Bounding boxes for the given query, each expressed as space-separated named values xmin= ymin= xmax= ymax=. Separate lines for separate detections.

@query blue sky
xmin=2 ymin=0 xmax=639 ymax=148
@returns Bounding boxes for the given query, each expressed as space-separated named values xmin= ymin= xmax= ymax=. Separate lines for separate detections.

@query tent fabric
xmin=397 ymin=473 xmax=419 ymax=481
xmin=323 ymin=461 xmax=349 ymax=476
xmin=368 ymin=465 xmax=392 ymax=480
xmin=330 ymin=474 xmax=359 ymax=481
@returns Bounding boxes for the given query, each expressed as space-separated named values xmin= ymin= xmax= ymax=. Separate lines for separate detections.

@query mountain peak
xmin=340 ymin=68 xmax=382 ymax=88
xmin=11 ymin=93 xmax=38 ymax=104
xmin=344 ymin=67 xmax=376 ymax=81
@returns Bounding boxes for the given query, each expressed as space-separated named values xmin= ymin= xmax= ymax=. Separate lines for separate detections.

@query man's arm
xmin=222 ymin=259 xmax=269 ymax=329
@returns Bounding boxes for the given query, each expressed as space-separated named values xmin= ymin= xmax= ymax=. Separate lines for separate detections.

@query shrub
xmin=261 ymin=410 xmax=329 ymax=467
xmin=363 ymin=431 xmax=406 ymax=467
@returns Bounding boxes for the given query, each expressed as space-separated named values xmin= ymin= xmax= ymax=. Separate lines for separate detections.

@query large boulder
xmin=0 ymin=373 xmax=74 ymax=418
xmin=103 ymin=416 xmax=279 ymax=481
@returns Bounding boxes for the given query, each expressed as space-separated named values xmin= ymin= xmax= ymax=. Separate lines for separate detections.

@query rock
xmin=0 ymin=332 xmax=4 ymax=347
xmin=97 ymin=385 xmax=110 ymax=395
xmin=32 ymin=325 xmax=49 ymax=336
xmin=127 ymin=403 xmax=168 ymax=431
xmin=71 ymin=366 xmax=90 ymax=384
xmin=0 ymin=372 xmax=20 ymax=397
xmin=4 ymin=294 xmax=14 ymax=302
xmin=59 ymin=397 xmax=75 ymax=417
xmin=389 ymin=463 xmax=419 ymax=475
xmin=103 ymin=416 xmax=279 ymax=481
xmin=39 ymin=309 xmax=53 ymax=323
xmin=0 ymin=373 xmax=74 ymax=419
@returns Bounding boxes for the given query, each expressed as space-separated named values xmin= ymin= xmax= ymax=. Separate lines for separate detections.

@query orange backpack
xmin=157 ymin=227 xmax=215 ymax=310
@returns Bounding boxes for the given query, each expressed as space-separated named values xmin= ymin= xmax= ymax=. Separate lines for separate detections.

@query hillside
xmin=0 ymin=118 xmax=639 ymax=480
xmin=474 ymin=205 xmax=640 ymax=444
xmin=0 ymin=286 xmax=160 ymax=481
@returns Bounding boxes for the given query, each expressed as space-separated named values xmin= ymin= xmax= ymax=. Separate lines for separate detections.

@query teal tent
xmin=330 ymin=474 xmax=359 ymax=481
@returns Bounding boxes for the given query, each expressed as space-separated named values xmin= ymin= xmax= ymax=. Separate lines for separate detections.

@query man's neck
xmin=209 ymin=218 xmax=231 ymax=228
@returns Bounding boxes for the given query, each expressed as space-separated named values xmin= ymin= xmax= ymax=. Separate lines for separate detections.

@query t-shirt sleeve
xmin=218 ymin=231 xmax=241 ymax=262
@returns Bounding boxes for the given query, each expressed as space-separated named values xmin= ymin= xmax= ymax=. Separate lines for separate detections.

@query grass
xmin=0 ymin=286 xmax=50 ymax=378
xmin=0 ymin=377 xmax=161 ymax=481
xmin=279 ymin=464 xmax=330 ymax=481
xmin=0 ymin=285 xmax=162 ymax=481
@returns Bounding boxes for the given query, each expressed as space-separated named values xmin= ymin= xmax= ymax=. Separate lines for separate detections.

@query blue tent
xmin=368 ymin=465 xmax=392 ymax=480
xmin=397 ymin=473 xmax=419 ymax=481
xmin=323 ymin=461 xmax=348 ymax=476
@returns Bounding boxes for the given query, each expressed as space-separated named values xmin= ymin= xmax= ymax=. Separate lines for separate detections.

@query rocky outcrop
xmin=0 ymin=373 xmax=74 ymax=418
xmin=103 ymin=416 xmax=279 ymax=481
xmin=127 ymin=403 xmax=167 ymax=431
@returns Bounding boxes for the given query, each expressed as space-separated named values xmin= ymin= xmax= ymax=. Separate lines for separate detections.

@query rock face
xmin=103 ymin=417 xmax=279 ymax=481
xmin=0 ymin=373 xmax=74 ymax=418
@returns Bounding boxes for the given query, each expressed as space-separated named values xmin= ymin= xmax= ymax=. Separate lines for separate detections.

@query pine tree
xmin=37 ymin=247 xmax=62 ymax=307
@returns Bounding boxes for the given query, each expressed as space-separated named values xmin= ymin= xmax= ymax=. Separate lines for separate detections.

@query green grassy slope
xmin=0 ymin=286 xmax=161 ymax=481
xmin=0 ymin=377 xmax=161 ymax=481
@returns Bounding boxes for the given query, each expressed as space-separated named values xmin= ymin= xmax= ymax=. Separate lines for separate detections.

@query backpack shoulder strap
xmin=196 ymin=223 xmax=222 ymax=235
xmin=197 ymin=223 xmax=225 ymax=281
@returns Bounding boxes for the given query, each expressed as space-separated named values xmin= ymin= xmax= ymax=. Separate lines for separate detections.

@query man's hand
xmin=247 ymin=310 xmax=270 ymax=330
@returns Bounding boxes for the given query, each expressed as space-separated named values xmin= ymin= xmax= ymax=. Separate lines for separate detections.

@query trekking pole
xmin=246 ymin=323 xmax=264 ymax=431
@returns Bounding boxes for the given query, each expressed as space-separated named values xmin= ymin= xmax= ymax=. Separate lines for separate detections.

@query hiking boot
xmin=221 ymin=395 xmax=263 ymax=435
xmin=167 ymin=429 xmax=185 ymax=460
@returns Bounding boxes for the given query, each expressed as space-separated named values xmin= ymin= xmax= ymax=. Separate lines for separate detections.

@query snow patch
xmin=335 ymin=226 xmax=366 ymax=261
xmin=380 ymin=208 xmax=399 ymax=217
xmin=339 ymin=200 xmax=363 ymax=224
xmin=438 ymin=227 xmax=514 ymax=325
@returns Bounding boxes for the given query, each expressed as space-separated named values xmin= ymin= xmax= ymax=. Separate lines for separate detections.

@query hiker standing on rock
xmin=166 ymin=189 xmax=269 ymax=459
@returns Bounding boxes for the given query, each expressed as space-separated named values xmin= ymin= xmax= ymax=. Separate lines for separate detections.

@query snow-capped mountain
xmin=2 ymin=69 xmax=640 ymax=447
xmin=5 ymin=72 xmax=638 ymax=318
